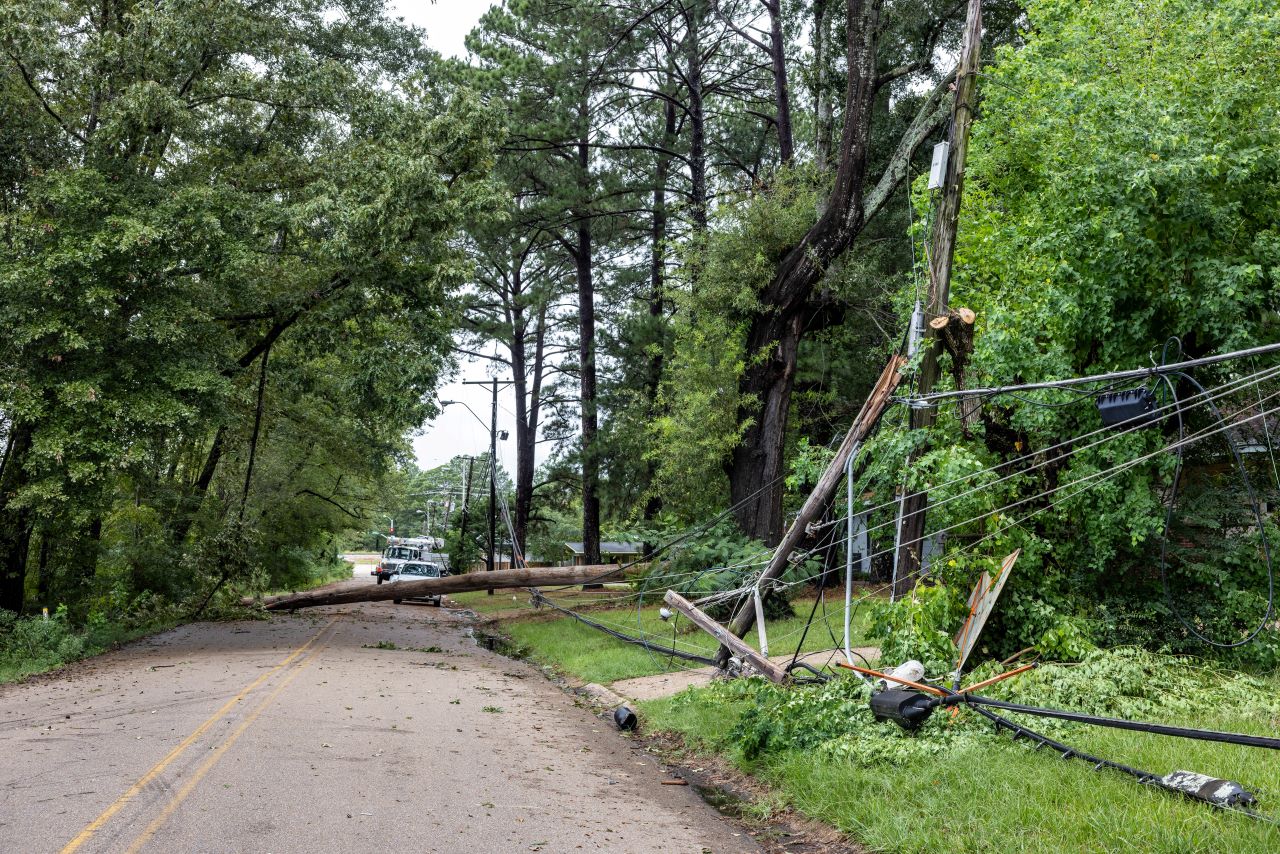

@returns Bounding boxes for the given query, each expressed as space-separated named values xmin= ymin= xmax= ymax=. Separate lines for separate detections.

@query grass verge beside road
xmin=2 ymin=557 xmax=353 ymax=684
xmin=479 ymin=586 xmax=1280 ymax=853
xmin=0 ymin=610 xmax=182 ymax=684
xmin=454 ymin=587 xmax=874 ymax=685
xmin=641 ymin=681 xmax=1280 ymax=853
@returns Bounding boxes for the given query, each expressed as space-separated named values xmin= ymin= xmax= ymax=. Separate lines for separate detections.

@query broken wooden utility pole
xmin=893 ymin=0 xmax=984 ymax=600
xmin=715 ymin=355 xmax=906 ymax=668
xmin=664 ymin=590 xmax=788 ymax=684
xmin=243 ymin=564 xmax=638 ymax=611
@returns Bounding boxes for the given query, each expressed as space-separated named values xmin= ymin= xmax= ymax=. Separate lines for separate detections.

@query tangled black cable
xmin=1157 ymin=338 xmax=1276 ymax=648
xmin=785 ymin=568 xmax=833 ymax=682
xmin=528 ymin=589 xmax=718 ymax=666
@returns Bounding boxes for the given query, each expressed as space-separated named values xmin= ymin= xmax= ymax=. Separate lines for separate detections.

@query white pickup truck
xmin=387 ymin=561 xmax=447 ymax=606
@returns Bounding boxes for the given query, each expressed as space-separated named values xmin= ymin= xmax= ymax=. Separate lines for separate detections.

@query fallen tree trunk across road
xmin=244 ymin=564 xmax=635 ymax=610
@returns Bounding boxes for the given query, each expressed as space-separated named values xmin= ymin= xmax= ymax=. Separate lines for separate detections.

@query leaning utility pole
xmin=893 ymin=0 xmax=984 ymax=599
xmin=715 ymin=356 xmax=906 ymax=668
xmin=488 ymin=377 xmax=498 ymax=594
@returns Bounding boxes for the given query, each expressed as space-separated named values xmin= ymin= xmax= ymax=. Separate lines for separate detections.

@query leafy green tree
xmin=920 ymin=0 xmax=1280 ymax=662
xmin=0 ymin=0 xmax=498 ymax=613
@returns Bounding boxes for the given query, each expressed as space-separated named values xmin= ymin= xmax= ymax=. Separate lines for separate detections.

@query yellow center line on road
xmin=122 ymin=625 xmax=337 ymax=854
xmin=59 ymin=617 xmax=339 ymax=854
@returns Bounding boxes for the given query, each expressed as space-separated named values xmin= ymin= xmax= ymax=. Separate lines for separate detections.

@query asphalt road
xmin=0 ymin=587 xmax=760 ymax=854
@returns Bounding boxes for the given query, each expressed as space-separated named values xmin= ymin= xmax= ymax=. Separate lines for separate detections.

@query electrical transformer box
xmin=928 ymin=141 xmax=950 ymax=190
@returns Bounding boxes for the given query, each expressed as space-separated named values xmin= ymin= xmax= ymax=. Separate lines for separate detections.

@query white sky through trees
xmin=389 ymin=2 xmax=541 ymax=475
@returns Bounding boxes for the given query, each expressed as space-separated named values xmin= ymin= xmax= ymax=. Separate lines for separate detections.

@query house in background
xmin=564 ymin=542 xmax=642 ymax=566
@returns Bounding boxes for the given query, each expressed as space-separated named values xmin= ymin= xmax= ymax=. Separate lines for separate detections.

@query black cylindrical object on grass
xmin=613 ymin=705 xmax=638 ymax=731
xmin=869 ymin=689 xmax=936 ymax=731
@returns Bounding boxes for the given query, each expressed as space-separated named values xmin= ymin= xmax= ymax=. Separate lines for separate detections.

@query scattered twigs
xmin=1000 ymin=646 xmax=1037 ymax=666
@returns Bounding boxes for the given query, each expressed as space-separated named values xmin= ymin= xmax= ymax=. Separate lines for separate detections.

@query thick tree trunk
xmin=0 ymin=423 xmax=34 ymax=613
xmin=511 ymin=385 xmax=534 ymax=560
xmin=728 ymin=0 xmax=953 ymax=543
xmin=763 ymin=0 xmax=794 ymax=163
xmin=644 ymin=96 xmax=677 ymax=529
xmin=728 ymin=311 xmax=804 ymax=545
xmin=685 ymin=4 xmax=708 ymax=231
xmin=812 ymin=0 xmax=835 ymax=173
xmin=82 ymin=517 xmax=103 ymax=590
xmin=576 ymin=126 xmax=601 ymax=568
xmin=35 ymin=530 xmax=52 ymax=602
xmin=509 ymin=262 xmax=535 ymax=558
xmin=523 ymin=305 xmax=547 ymax=551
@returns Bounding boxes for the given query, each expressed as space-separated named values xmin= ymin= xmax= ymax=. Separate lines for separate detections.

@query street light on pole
xmin=443 ymin=382 xmax=512 ymax=594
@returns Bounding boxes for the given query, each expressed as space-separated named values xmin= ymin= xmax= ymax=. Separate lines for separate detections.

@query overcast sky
xmin=392 ymin=1 xmax=490 ymax=58
xmin=383 ymin=2 xmax=544 ymax=478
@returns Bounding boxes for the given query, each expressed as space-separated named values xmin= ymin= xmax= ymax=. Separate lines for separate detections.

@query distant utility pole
xmin=456 ymin=379 xmax=511 ymax=595
xmin=488 ymin=377 xmax=498 ymax=593
xmin=894 ymin=0 xmax=983 ymax=599
xmin=459 ymin=456 xmax=474 ymax=552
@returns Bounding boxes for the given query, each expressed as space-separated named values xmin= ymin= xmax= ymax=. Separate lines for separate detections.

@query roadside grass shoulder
xmin=639 ymin=673 xmax=1280 ymax=853
xmin=2 ymin=558 xmax=348 ymax=685
xmin=479 ymin=582 xmax=1280 ymax=851
xmin=494 ymin=591 xmax=873 ymax=685
xmin=449 ymin=586 xmax=634 ymax=617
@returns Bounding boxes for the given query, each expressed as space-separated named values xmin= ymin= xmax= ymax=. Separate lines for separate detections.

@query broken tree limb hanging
xmin=930 ymin=307 xmax=979 ymax=427
xmin=715 ymin=355 xmax=906 ymax=668
xmin=664 ymin=590 xmax=788 ymax=684
xmin=242 ymin=564 xmax=637 ymax=611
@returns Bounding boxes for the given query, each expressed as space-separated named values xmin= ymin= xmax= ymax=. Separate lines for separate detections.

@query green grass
xmin=0 ymin=556 xmax=351 ymax=684
xmin=497 ymin=594 xmax=874 ymax=685
xmin=479 ymin=583 xmax=1280 ymax=850
xmin=640 ymin=683 xmax=1280 ymax=853
xmin=448 ymin=585 xmax=634 ymax=616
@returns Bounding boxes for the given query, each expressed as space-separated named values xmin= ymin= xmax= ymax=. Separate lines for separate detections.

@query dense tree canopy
xmin=0 ymin=0 xmax=497 ymax=614
xmin=3 ymin=0 xmax=1278 ymax=670
xmin=934 ymin=0 xmax=1280 ymax=663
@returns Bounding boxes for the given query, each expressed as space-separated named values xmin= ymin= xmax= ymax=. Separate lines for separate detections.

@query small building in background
xmin=564 ymin=541 xmax=642 ymax=566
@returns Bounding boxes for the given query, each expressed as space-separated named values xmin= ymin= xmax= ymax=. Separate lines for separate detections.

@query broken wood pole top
xmin=663 ymin=590 xmax=788 ymax=684
xmin=928 ymin=307 xmax=976 ymax=330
